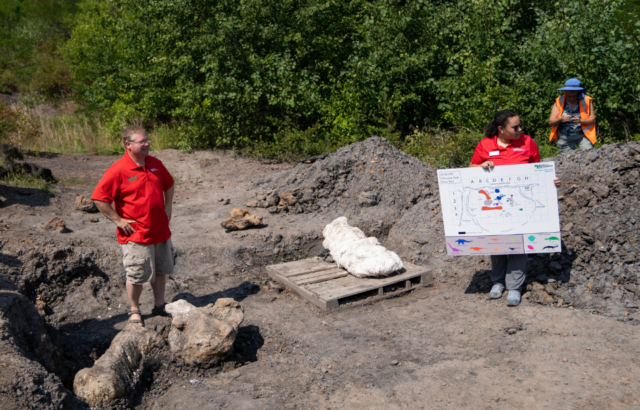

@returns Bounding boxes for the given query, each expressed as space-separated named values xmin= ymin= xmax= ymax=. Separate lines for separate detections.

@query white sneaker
xmin=506 ymin=290 xmax=521 ymax=306
xmin=489 ymin=283 xmax=505 ymax=299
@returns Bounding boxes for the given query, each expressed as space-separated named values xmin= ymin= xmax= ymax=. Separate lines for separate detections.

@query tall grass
xmin=0 ymin=102 xmax=181 ymax=155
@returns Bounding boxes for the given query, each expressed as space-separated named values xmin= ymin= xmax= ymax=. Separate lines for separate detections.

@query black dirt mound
xmin=390 ymin=142 xmax=640 ymax=320
xmin=255 ymin=136 xmax=438 ymax=235
xmin=0 ymin=288 xmax=84 ymax=410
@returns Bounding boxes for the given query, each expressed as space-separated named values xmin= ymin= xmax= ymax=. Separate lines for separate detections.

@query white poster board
xmin=437 ymin=162 xmax=561 ymax=256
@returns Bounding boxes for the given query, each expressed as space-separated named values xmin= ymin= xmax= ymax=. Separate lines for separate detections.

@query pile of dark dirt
xmin=254 ymin=136 xmax=438 ymax=235
xmin=389 ymin=142 xmax=640 ymax=319
xmin=0 ymin=284 xmax=83 ymax=409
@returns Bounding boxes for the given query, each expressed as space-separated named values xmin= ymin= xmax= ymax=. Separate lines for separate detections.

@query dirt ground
xmin=1 ymin=146 xmax=640 ymax=409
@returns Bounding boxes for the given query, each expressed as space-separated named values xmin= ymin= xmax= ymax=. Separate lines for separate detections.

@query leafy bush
xmin=0 ymin=0 xmax=78 ymax=98
xmin=65 ymin=0 xmax=640 ymax=157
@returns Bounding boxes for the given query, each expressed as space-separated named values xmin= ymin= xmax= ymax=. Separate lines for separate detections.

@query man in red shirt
xmin=92 ymin=126 xmax=175 ymax=326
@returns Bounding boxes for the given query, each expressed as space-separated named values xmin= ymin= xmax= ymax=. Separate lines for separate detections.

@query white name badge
xmin=489 ymin=151 xmax=500 ymax=157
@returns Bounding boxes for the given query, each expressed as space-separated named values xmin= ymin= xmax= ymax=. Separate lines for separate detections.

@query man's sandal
xmin=128 ymin=309 xmax=144 ymax=327
xmin=151 ymin=303 xmax=171 ymax=317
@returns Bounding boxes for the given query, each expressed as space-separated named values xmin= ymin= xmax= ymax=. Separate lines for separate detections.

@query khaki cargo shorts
xmin=121 ymin=238 xmax=174 ymax=285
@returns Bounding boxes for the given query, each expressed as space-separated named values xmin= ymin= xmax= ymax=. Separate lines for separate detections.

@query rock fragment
xmin=73 ymin=323 xmax=165 ymax=406
xmin=75 ymin=195 xmax=98 ymax=213
xmin=165 ymin=298 xmax=244 ymax=366
xmin=42 ymin=218 xmax=70 ymax=233
xmin=220 ymin=208 xmax=263 ymax=231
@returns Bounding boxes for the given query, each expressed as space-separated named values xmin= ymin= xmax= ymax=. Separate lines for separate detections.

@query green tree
xmin=65 ymin=0 xmax=640 ymax=153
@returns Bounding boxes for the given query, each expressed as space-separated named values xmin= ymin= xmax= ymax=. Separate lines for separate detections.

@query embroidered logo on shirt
xmin=150 ymin=168 xmax=158 ymax=172
xmin=128 ymin=176 xmax=138 ymax=182
xmin=513 ymin=148 xmax=525 ymax=152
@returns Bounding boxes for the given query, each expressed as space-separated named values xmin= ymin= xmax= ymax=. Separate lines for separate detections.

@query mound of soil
xmin=390 ymin=141 xmax=640 ymax=318
xmin=255 ymin=137 xmax=438 ymax=236
xmin=0 ymin=286 xmax=82 ymax=410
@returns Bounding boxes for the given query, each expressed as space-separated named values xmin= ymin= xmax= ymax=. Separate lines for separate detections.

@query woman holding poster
xmin=469 ymin=110 xmax=561 ymax=306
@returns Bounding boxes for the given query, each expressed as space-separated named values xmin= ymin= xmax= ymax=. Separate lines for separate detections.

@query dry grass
xmin=1 ymin=102 xmax=179 ymax=155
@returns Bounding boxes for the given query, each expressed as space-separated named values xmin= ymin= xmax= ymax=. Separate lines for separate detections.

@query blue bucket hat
xmin=557 ymin=78 xmax=585 ymax=91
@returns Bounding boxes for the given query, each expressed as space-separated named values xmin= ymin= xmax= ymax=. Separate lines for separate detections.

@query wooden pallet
xmin=266 ymin=258 xmax=433 ymax=311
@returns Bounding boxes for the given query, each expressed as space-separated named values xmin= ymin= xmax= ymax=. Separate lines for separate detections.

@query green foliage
xmin=389 ymin=127 xmax=482 ymax=169
xmin=65 ymin=0 xmax=640 ymax=159
xmin=0 ymin=0 xmax=78 ymax=98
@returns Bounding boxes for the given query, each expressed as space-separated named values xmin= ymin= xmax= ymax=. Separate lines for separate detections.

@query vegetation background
xmin=1 ymin=0 xmax=640 ymax=168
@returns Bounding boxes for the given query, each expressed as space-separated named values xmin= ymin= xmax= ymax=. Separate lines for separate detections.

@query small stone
xmin=75 ymin=195 xmax=98 ymax=213
xmin=279 ymin=190 xmax=297 ymax=206
xmin=223 ymin=199 xmax=230 ymax=205
xmin=508 ymin=328 xmax=517 ymax=335
xmin=220 ymin=208 xmax=263 ymax=231
xmin=390 ymin=360 xmax=399 ymax=366
xmin=88 ymin=216 xmax=99 ymax=223
xmin=267 ymin=206 xmax=279 ymax=214
xmin=42 ymin=218 xmax=70 ymax=233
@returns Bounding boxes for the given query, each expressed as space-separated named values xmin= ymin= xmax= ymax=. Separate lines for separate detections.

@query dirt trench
xmin=1 ymin=138 xmax=640 ymax=409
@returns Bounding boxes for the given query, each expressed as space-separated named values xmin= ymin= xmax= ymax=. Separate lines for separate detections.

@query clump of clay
xmin=322 ymin=216 xmax=404 ymax=278
xmin=220 ymin=208 xmax=263 ymax=231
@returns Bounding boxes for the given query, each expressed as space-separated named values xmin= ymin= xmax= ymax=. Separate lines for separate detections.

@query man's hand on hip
xmin=116 ymin=218 xmax=137 ymax=235
xmin=93 ymin=199 xmax=137 ymax=236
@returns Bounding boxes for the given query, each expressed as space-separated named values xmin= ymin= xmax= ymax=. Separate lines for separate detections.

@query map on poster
xmin=437 ymin=162 xmax=561 ymax=256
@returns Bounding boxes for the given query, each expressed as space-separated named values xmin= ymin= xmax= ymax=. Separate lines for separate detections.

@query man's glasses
xmin=128 ymin=140 xmax=151 ymax=146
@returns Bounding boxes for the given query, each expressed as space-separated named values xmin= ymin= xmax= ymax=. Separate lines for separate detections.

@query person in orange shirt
xmin=548 ymin=78 xmax=596 ymax=154
xmin=92 ymin=126 xmax=175 ymax=326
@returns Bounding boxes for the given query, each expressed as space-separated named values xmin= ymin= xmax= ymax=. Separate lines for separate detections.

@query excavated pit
xmin=1 ymin=137 xmax=640 ymax=408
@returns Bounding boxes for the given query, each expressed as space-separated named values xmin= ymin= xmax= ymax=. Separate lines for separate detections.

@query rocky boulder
xmin=73 ymin=323 xmax=165 ymax=406
xmin=165 ymin=298 xmax=244 ymax=366
xmin=220 ymin=208 xmax=263 ymax=231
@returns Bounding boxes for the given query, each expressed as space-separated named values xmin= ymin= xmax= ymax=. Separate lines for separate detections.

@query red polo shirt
xmin=92 ymin=153 xmax=174 ymax=245
xmin=470 ymin=134 xmax=540 ymax=166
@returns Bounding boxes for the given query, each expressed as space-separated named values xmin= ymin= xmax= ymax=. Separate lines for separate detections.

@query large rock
xmin=20 ymin=162 xmax=55 ymax=182
xmin=165 ymin=298 xmax=244 ymax=365
xmin=220 ymin=208 xmax=263 ymax=231
xmin=73 ymin=323 xmax=165 ymax=406
xmin=74 ymin=195 xmax=98 ymax=213
xmin=322 ymin=217 xmax=403 ymax=278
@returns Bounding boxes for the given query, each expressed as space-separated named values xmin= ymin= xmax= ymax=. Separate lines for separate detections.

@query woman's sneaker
xmin=489 ymin=283 xmax=505 ymax=299
xmin=506 ymin=290 xmax=521 ymax=306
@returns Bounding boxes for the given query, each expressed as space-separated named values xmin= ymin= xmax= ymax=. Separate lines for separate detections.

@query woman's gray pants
xmin=490 ymin=254 xmax=527 ymax=290
xmin=557 ymin=134 xmax=593 ymax=154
